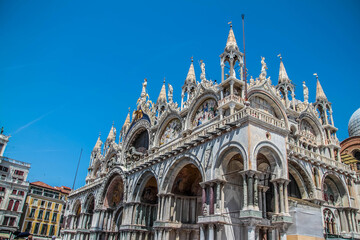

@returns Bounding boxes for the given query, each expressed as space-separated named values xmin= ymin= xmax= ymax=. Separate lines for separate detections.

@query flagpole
xmin=242 ymin=14 xmax=248 ymax=101
xmin=72 ymin=148 xmax=83 ymax=190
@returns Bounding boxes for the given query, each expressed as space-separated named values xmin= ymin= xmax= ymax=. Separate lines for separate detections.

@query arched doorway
xmin=223 ymin=153 xmax=244 ymax=218
xmin=161 ymin=163 xmax=203 ymax=240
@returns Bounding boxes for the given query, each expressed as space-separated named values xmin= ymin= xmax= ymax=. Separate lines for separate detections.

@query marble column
xmin=209 ymin=224 xmax=214 ymax=240
xmin=243 ymin=174 xmax=248 ymax=210
xmin=254 ymin=175 xmax=259 ymax=210
xmin=248 ymin=174 xmax=254 ymax=208
xmin=248 ymin=225 xmax=256 ymax=240
xmin=279 ymin=182 xmax=284 ymax=214
xmin=210 ymin=184 xmax=214 ymax=214
xmin=200 ymin=225 xmax=205 ymax=240
xmin=216 ymin=182 xmax=221 ymax=213
xmin=202 ymin=187 xmax=206 ymax=215
xmin=273 ymin=182 xmax=279 ymax=214
xmin=284 ymin=181 xmax=289 ymax=214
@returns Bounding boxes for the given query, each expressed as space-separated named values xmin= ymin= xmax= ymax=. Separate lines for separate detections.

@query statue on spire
xmin=200 ymin=60 xmax=206 ymax=81
xmin=259 ymin=56 xmax=268 ymax=81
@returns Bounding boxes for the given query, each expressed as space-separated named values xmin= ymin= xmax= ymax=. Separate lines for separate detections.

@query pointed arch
xmin=185 ymin=90 xmax=219 ymax=130
xmin=154 ymin=111 xmax=182 ymax=147
xmin=247 ymin=88 xmax=289 ymax=129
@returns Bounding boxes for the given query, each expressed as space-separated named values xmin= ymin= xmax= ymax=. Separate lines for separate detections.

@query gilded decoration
xmin=159 ymin=119 xmax=181 ymax=146
xmin=192 ymin=99 xmax=217 ymax=127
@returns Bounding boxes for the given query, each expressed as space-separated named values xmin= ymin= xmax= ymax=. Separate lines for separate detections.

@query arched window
xmin=13 ymin=201 xmax=20 ymax=211
xmin=7 ymin=199 xmax=14 ymax=211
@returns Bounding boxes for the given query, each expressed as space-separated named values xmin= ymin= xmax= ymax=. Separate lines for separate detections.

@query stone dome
xmin=348 ymin=108 xmax=360 ymax=137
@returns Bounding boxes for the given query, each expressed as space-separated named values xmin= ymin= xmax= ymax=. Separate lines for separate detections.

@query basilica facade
xmin=61 ymin=26 xmax=359 ymax=240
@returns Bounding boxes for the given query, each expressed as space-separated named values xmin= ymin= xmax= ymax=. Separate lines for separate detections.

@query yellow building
xmin=20 ymin=182 xmax=71 ymax=239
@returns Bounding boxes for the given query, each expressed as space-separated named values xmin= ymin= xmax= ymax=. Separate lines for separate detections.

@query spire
xmin=185 ymin=57 xmax=196 ymax=84
xmin=225 ymin=23 xmax=238 ymax=50
xmin=106 ymin=123 xmax=116 ymax=141
xmin=123 ymin=108 xmax=131 ymax=127
xmin=93 ymin=133 xmax=102 ymax=151
xmin=278 ymin=55 xmax=290 ymax=84
xmin=157 ymin=78 xmax=167 ymax=104
xmin=314 ymin=73 xmax=327 ymax=101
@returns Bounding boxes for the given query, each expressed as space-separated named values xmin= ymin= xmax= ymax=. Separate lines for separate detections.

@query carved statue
xmin=260 ymin=57 xmax=267 ymax=81
xmin=250 ymin=76 xmax=255 ymax=86
xmin=303 ymin=81 xmax=309 ymax=103
xmin=168 ymin=83 xmax=173 ymax=103
xmin=200 ymin=60 xmax=206 ymax=81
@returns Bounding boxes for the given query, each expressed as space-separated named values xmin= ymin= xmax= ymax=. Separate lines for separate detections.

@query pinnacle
xmin=157 ymin=79 xmax=167 ymax=104
xmin=93 ymin=135 xmax=102 ymax=151
xmin=316 ymin=78 xmax=327 ymax=101
xmin=225 ymin=25 xmax=238 ymax=50
xmin=278 ymin=59 xmax=290 ymax=84
xmin=185 ymin=59 xmax=196 ymax=84
xmin=107 ymin=124 xmax=116 ymax=141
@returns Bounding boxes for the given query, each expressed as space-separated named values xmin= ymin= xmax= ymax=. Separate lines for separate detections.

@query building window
xmin=41 ymin=224 xmax=48 ymax=236
xmin=12 ymin=190 xmax=17 ymax=195
xmin=33 ymin=199 xmax=38 ymax=206
xmin=33 ymin=223 xmax=40 ymax=234
xmin=47 ymin=202 xmax=52 ymax=208
xmin=13 ymin=200 xmax=20 ymax=211
xmin=55 ymin=203 xmax=59 ymax=210
xmin=2 ymin=216 xmax=9 ymax=225
xmin=9 ymin=217 xmax=15 ymax=226
xmin=0 ymin=165 xmax=8 ymax=172
xmin=7 ymin=199 xmax=14 ymax=210
xmin=29 ymin=209 xmax=35 ymax=218
xmin=18 ymin=191 xmax=24 ymax=196
xmin=45 ymin=211 xmax=50 ymax=221
xmin=14 ymin=170 xmax=24 ymax=176
xmin=49 ymin=225 xmax=55 ymax=236
xmin=25 ymin=221 xmax=32 ymax=232
xmin=60 ymin=215 xmax=64 ymax=224
xmin=41 ymin=200 xmax=45 ymax=207
xmin=0 ymin=187 xmax=5 ymax=192
xmin=38 ymin=210 xmax=43 ymax=219
xmin=32 ymin=187 xmax=43 ymax=195
xmin=52 ymin=213 xmax=57 ymax=222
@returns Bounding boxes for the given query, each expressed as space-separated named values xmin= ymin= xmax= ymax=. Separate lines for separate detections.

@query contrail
xmin=12 ymin=110 xmax=55 ymax=135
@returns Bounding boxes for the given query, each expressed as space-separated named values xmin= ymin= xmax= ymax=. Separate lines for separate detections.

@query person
xmin=27 ymin=235 xmax=33 ymax=240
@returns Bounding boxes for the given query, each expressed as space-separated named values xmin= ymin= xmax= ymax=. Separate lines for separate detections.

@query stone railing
xmin=127 ymin=107 xmax=285 ymax=170
xmin=287 ymin=143 xmax=352 ymax=172
xmin=218 ymin=94 xmax=244 ymax=107
xmin=0 ymin=156 xmax=31 ymax=168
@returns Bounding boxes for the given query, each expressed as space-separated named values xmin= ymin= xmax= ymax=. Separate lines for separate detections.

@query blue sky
xmin=1 ymin=0 xmax=359 ymax=189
